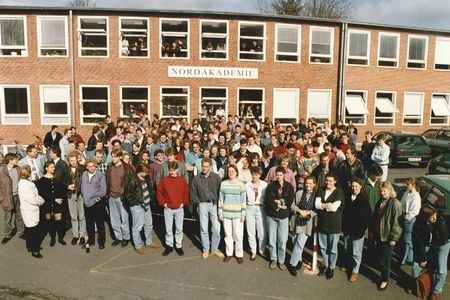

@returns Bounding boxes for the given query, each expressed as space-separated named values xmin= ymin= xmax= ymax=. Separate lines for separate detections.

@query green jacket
xmin=364 ymin=178 xmax=381 ymax=214
xmin=373 ymin=197 xmax=403 ymax=242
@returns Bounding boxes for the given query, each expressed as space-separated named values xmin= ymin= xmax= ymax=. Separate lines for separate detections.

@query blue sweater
xmin=219 ymin=179 xmax=246 ymax=219
xmin=80 ymin=170 xmax=107 ymax=207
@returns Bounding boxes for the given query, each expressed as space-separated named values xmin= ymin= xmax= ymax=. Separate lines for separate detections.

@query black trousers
xmin=25 ymin=223 xmax=43 ymax=253
xmin=85 ymin=202 xmax=106 ymax=246
xmin=379 ymin=240 xmax=394 ymax=282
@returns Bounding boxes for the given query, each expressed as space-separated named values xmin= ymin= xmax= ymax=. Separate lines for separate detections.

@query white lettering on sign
xmin=168 ymin=66 xmax=258 ymax=79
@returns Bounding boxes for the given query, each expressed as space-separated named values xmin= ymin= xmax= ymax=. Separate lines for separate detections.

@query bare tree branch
xmin=66 ymin=0 xmax=97 ymax=7
xmin=255 ymin=0 xmax=353 ymax=19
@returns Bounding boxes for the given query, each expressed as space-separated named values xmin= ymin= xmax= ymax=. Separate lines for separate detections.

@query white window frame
xmin=77 ymin=16 xmax=109 ymax=58
xmin=273 ymin=88 xmax=300 ymax=125
xmin=160 ymin=18 xmax=190 ymax=59
xmin=403 ymin=92 xmax=424 ymax=125
xmin=374 ymin=91 xmax=398 ymax=125
xmin=347 ymin=29 xmax=370 ymax=66
xmin=430 ymin=93 xmax=450 ymax=125
xmin=199 ymin=19 xmax=228 ymax=61
xmin=274 ymin=23 xmax=301 ymax=63
xmin=37 ymin=16 xmax=68 ymax=57
xmin=237 ymin=87 xmax=265 ymax=118
xmin=39 ymin=85 xmax=71 ymax=125
xmin=344 ymin=90 xmax=368 ymax=125
xmin=160 ymin=86 xmax=190 ymax=120
xmin=238 ymin=21 xmax=266 ymax=62
xmin=79 ymin=85 xmax=110 ymax=125
xmin=0 ymin=84 xmax=31 ymax=125
xmin=377 ymin=32 xmax=399 ymax=68
xmin=307 ymin=89 xmax=332 ymax=124
xmin=309 ymin=26 xmax=334 ymax=64
xmin=119 ymin=17 xmax=149 ymax=59
xmin=120 ymin=86 xmax=150 ymax=119
xmin=199 ymin=86 xmax=228 ymax=117
xmin=0 ymin=15 xmax=28 ymax=57
xmin=434 ymin=37 xmax=450 ymax=71
xmin=406 ymin=34 xmax=428 ymax=69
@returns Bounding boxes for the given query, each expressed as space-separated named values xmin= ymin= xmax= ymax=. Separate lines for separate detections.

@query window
xmin=238 ymin=88 xmax=264 ymax=118
xmin=309 ymin=27 xmax=333 ymax=64
xmin=275 ymin=24 xmax=300 ymax=62
xmin=120 ymin=86 xmax=149 ymax=119
xmin=374 ymin=92 xmax=398 ymax=125
xmin=434 ymin=37 xmax=450 ymax=70
xmin=160 ymin=19 xmax=189 ymax=58
xmin=273 ymin=88 xmax=299 ymax=125
xmin=344 ymin=91 xmax=368 ymax=124
xmin=80 ymin=86 xmax=109 ymax=124
xmin=200 ymin=87 xmax=227 ymax=117
xmin=37 ymin=16 xmax=68 ymax=57
xmin=0 ymin=85 xmax=30 ymax=124
xmin=347 ymin=30 xmax=370 ymax=65
xmin=378 ymin=32 xmax=399 ymax=67
xmin=407 ymin=35 xmax=428 ymax=69
xmin=200 ymin=20 xmax=228 ymax=60
xmin=40 ymin=85 xmax=70 ymax=125
xmin=430 ymin=94 xmax=450 ymax=125
xmin=119 ymin=17 xmax=149 ymax=57
xmin=161 ymin=87 xmax=189 ymax=118
xmin=0 ymin=16 xmax=27 ymax=56
xmin=307 ymin=89 xmax=331 ymax=124
xmin=78 ymin=17 xmax=108 ymax=57
xmin=238 ymin=22 xmax=265 ymax=61
xmin=403 ymin=92 xmax=424 ymax=124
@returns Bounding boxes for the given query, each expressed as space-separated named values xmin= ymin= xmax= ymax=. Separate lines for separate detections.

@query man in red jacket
xmin=157 ymin=161 xmax=189 ymax=256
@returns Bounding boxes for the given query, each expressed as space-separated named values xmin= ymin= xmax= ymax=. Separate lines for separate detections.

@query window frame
xmin=430 ymin=93 xmax=450 ymax=125
xmin=77 ymin=16 xmax=109 ymax=58
xmin=347 ymin=29 xmax=370 ymax=66
xmin=37 ymin=15 xmax=68 ymax=57
xmin=79 ymin=85 xmax=110 ymax=125
xmin=272 ymin=88 xmax=300 ymax=125
xmin=238 ymin=21 xmax=266 ymax=62
xmin=402 ymin=92 xmax=424 ymax=125
xmin=434 ymin=36 xmax=450 ymax=71
xmin=199 ymin=19 xmax=228 ymax=61
xmin=377 ymin=32 xmax=400 ymax=68
xmin=306 ymin=89 xmax=332 ymax=124
xmin=309 ymin=26 xmax=334 ymax=64
xmin=0 ymin=84 xmax=31 ymax=125
xmin=274 ymin=23 xmax=301 ymax=63
xmin=39 ymin=85 xmax=71 ymax=125
xmin=344 ymin=90 xmax=368 ymax=125
xmin=199 ymin=86 xmax=228 ymax=118
xmin=406 ymin=34 xmax=428 ymax=69
xmin=0 ymin=15 xmax=28 ymax=57
xmin=159 ymin=18 xmax=190 ymax=59
xmin=160 ymin=86 xmax=190 ymax=120
xmin=119 ymin=85 xmax=150 ymax=119
xmin=237 ymin=87 xmax=265 ymax=119
xmin=374 ymin=91 xmax=397 ymax=125
xmin=118 ymin=16 xmax=150 ymax=59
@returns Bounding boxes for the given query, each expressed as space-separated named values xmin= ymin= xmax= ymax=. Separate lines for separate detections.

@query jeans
xmin=246 ymin=205 xmax=266 ymax=255
xmin=434 ymin=239 xmax=450 ymax=294
xmin=68 ymin=193 xmax=86 ymax=239
xmin=318 ymin=233 xmax=340 ymax=269
xmin=130 ymin=205 xmax=154 ymax=249
xmin=401 ymin=217 xmax=416 ymax=264
xmin=108 ymin=196 xmax=130 ymax=241
xmin=411 ymin=246 xmax=429 ymax=280
xmin=198 ymin=202 xmax=221 ymax=252
xmin=379 ymin=241 xmax=394 ymax=282
xmin=3 ymin=194 xmax=24 ymax=237
xmin=223 ymin=218 xmax=244 ymax=257
xmin=266 ymin=217 xmax=289 ymax=263
xmin=289 ymin=233 xmax=309 ymax=266
xmin=164 ymin=207 xmax=184 ymax=248
xmin=343 ymin=235 xmax=365 ymax=273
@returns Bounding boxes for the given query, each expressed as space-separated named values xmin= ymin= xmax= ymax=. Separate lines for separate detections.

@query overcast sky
xmin=0 ymin=0 xmax=449 ymax=30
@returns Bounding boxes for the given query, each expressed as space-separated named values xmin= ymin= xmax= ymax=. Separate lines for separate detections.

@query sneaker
xmin=269 ymin=260 xmax=277 ymax=270
xmin=111 ymin=240 xmax=122 ymax=247
xmin=71 ymin=237 xmax=78 ymax=245
xmin=349 ymin=272 xmax=358 ymax=282
xmin=175 ymin=247 xmax=184 ymax=256
xmin=79 ymin=237 xmax=86 ymax=246
xmin=135 ymin=247 xmax=146 ymax=255
xmin=162 ymin=247 xmax=173 ymax=256
xmin=210 ymin=250 xmax=225 ymax=258
xmin=288 ymin=264 xmax=298 ymax=276
xmin=201 ymin=251 xmax=209 ymax=259
xmin=278 ymin=263 xmax=286 ymax=271
xmin=146 ymin=242 xmax=161 ymax=249
xmin=250 ymin=253 xmax=257 ymax=261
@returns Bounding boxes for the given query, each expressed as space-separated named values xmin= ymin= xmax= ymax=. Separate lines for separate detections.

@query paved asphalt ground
xmin=0 ymin=166 xmax=448 ymax=299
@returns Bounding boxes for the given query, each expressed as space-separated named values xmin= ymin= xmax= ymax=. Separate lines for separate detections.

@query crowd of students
xmin=0 ymin=114 xmax=448 ymax=299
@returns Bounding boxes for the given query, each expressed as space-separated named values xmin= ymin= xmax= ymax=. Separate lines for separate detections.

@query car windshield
xmin=397 ymin=136 xmax=426 ymax=146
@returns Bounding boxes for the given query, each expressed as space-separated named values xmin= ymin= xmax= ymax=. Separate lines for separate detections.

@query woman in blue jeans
xmin=400 ymin=177 xmax=421 ymax=265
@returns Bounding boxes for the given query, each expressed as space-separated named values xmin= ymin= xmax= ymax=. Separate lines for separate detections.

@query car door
xmin=435 ymin=130 xmax=450 ymax=153
xmin=422 ymin=129 xmax=439 ymax=153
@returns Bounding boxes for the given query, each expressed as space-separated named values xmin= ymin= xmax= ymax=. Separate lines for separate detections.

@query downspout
xmin=69 ymin=9 xmax=76 ymax=126
xmin=337 ymin=21 xmax=347 ymax=121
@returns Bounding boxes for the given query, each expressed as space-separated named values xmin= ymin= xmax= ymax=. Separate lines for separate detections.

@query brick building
xmin=0 ymin=6 xmax=450 ymax=149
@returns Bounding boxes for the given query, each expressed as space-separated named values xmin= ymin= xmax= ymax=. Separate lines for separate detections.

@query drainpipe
xmin=337 ymin=21 xmax=347 ymax=121
xmin=69 ymin=9 xmax=76 ymax=127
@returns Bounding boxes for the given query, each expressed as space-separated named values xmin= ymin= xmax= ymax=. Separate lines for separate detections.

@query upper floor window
xmin=275 ymin=24 xmax=300 ymax=62
xmin=407 ymin=35 xmax=428 ymax=69
xmin=378 ymin=32 xmax=399 ymax=67
xmin=0 ymin=16 xmax=27 ymax=56
xmin=347 ymin=30 xmax=370 ymax=66
xmin=160 ymin=19 xmax=189 ymax=58
xmin=120 ymin=17 xmax=149 ymax=58
xmin=239 ymin=22 xmax=265 ymax=61
xmin=200 ymin=20 xmax=228 ymax=60
xmin=78 ymin=17 xmax=108 ymax=57
xmin=37 ymin=16 xmax=68 ymax=57
xmin=310 ymin=26 xmax=333 ymax=64
xmin=434 ymin=37 xmax=450 ymax=70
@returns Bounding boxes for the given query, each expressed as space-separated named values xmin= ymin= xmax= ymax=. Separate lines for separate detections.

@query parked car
xmin=373 ymin=131 xmax=432 ymax=168
xmin=421 ymin=127 xmax=450 ymax=155
xmin=428 ymin=151 xmax=450 ymax=174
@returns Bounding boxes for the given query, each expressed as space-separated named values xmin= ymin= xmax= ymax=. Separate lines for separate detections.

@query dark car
xmin=421 ymin=127 xmax=450 ymax=155
xmin=373 ymin=131 xmax=432 ymax=168
xmin=428 ymin=151 xmax=450 ymax=174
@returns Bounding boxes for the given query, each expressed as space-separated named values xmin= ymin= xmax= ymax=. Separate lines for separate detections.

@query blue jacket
xmin=80 ymin=170 xmax=107 ymax=207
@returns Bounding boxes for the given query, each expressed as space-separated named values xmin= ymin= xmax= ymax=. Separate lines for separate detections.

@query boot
xmin=46 ymin=219 xmax=56 ymax=246
xmin=56 ymin=220 xmax=66 ymax=245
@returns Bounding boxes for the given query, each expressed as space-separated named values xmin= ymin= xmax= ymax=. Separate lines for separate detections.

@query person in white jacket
xmin=400 ymin=177 xmax=421 ymax=265
xmin=18 ymin=165 xmax=45 ymax=258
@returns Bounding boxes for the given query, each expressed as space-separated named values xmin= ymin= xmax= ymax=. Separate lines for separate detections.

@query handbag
xmin=415 ymin=269 xmax=434 ymax=299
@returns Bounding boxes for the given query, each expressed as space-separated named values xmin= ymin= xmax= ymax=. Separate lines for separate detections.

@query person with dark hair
xmin=18 ymin=144 xmax=45 ymax=181
xmin=312 ymin=152 xmax=332 ymax=189
xmin=361 ymin=130 xmax=375 ymax=175
xmin=59 ymin=128 xmax=72 ymax=161
xmin=87 ymin=125 xmax=102 ymax=159
xmin=155 ymin=147 xmax=189 ymax=186
xmin=364 ymin=166 xmax=383 ymax=214
xmin=371 ymin=134 xmax=390 ymax=182
xmin=336 ymin=144 xmax=365 ymax=195
xmin=43 ymin=125 xmax=62 ymax=159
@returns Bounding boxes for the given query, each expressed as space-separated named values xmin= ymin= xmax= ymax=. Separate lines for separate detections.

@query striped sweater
xmin=219 ymin=179 xmax=246 ymax=219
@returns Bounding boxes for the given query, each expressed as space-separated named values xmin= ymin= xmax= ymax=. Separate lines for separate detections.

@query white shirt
xmin=401 ymin=190 xmax=421 ymax=220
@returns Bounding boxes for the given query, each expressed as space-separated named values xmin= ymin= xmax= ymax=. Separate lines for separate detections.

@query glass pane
xmin=349 ymin=33 xmax=368 ymax=57
xmin=409 ymin=38 xmax=425 ymax=61
xmin=122 ymin=88 xmax=148 ymax=100
xmin=82 ymin=87 xmax=108 ymax=100
xmin=82 ymin=102 xmax=107 ymax=115
xmin=44 ymin=103 xmax=67 ymax=114
xmin=4 ymin=88 xmax=28 ymax=114
xmin=121 ymin=18 xmax=147 ymax=30
xmin=278 ymin=27 xmax=298 ymax=43
xmin=202 ymin=21 xmax=227 ymax=34
xmin=41 ymin=19 xmax=65 ymax=47
xmin=162 ymin=87 xmax=188 ymax=94
xmin=0 ymin=19 xmax=25 ymax=46
xmin=161 ymin=96 xmax=187 ymax=116
xmin=312 ymin=30 xmax=330 ymax=45
xmin=122 ymin=101 xmax=147 ymax=117
xmin=80 ymin=18 xmax=106 ymax=30
xmin=81 ymin=34 xmax=107 ymax=48
xmin=240 ymin=24 xmax=264 ymax=37
xmin=380 ymin=35 xmax=397 ymax=59
xmin=161 ymin=20 xmax=188 ymax=32
xmin=239 ymin=89 xmax=263 ymax=101
xmin=278 ymin=42 xmax=297 ymax=53
xmin=201 ymin=88 xmax=226 ymax=98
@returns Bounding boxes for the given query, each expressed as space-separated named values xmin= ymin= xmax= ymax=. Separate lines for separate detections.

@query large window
xmin=434 ymin=37 xmax=450 ymax=70
xmin=200 ymin=20 xmax=228 ymax=60
xmin=0 ymin=85 xmax=30 ymax=124
xmin=119 ymin=17 xmax=149 ymax=58
xmin=0 ymin=16 xmax=27 ymax=56
xmin=430 ymin=94 xmax=450 ymax=125
xmin=407 ymin=35 xmax=428 ymax=69
xmin=378 ymin=32 xmax=399 ymax=67
xmin=161 ymin=87 xmax=189 ymax=118
xmin=273 ymin=88 xmax=299 ymax=125
xmin=309 ymin=26 xmax=333 ymax=64
xmin=403 ymin=92 xmax=424 ymax=125
xmin=374 ymin=92 xmax=398 ymax=125
xmin=238 ymin=22 xmax=265 ymax=61
xmin=40 ymin=85 xmax=70 ymax=125
xmin=78 ymin=16 xmax=108 ymax=57
xmin=160 ymin=18 xmax=189 ymax=58
xmin=275 ymin=24 xmax=300 ymax=62
xmin=307 ymin=89 xmax=332 ymax=124
xmin=238 ymin=88 xmax=264 ymax=119
xmin=37 ymin=16 xmax=68 ymax=57
xmin=344 ymin=91 xmax=368 ymax=124
xmin=347 ymin=30 xmax=370 ymax=66
xmin=200 ymin=87 xmax=227 ymax=117
xmin=120 ymin=86 xmax=149 ymax=119
xmin=80 ymin=86 xmax=109 ymax=125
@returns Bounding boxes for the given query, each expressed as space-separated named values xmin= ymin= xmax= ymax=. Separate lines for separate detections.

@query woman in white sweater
xmin=400 ymin=177 xmax=421 ymax=265
xmin=18 ymin=165 xmax=45 ymax=258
